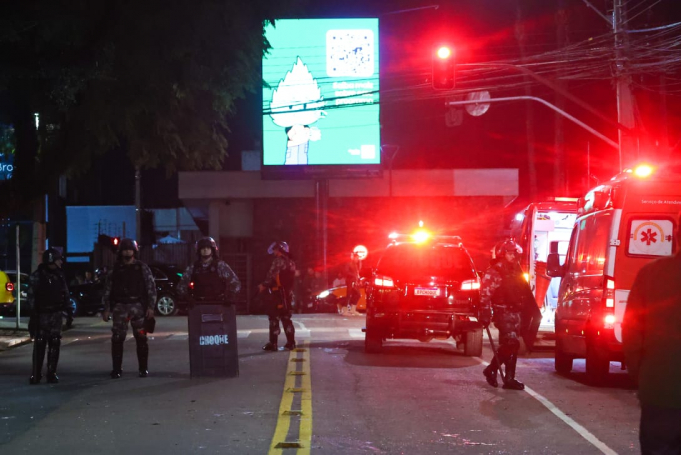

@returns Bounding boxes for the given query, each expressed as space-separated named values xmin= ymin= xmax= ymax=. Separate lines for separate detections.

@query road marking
xmin=348 ymin=329 xmax=365 ymax=338
xmin=480 ymin=359 xmax=617 ymax=455
xmin=293 ymin=320 xmax=308 ymax=331
xmin=268 ymin=340 xmax=312 ymax=455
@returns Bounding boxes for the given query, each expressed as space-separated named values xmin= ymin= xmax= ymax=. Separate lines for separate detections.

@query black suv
xmin=363 ymin=236 xmax=483 ymax=356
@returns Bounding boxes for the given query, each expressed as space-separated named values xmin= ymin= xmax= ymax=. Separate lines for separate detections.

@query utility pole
xmin=613 ymin=0 xmax=638 ymax=170
xmin=135 ymin=166 xmax=141 ymax=243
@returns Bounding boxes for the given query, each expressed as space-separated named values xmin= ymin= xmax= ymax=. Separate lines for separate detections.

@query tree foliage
xmin=0 ymin=0 xmax=303 ymax=213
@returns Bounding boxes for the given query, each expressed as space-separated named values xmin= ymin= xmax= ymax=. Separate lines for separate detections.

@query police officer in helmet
xmin=479 ymin=239 xmax=531 ymax=390
xmin=102 ymin=239 xmax=156 ymax=378
xmin=177 ymin=236 xmax=241 ymax=304
xmin=27 ymin=248 xmax=71 ymax=384
xmin=259 ymin=241 xmax=296 ymax=351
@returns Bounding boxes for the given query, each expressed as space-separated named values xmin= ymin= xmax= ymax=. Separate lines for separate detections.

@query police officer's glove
xmin=478 ymin=308 xmax=492 ymax=328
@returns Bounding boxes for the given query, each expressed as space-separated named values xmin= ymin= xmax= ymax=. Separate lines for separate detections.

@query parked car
xmin=67 ymin=263 xmax=185 ymax=317
xmin=149 ymin=264 xmax=185 ymax=316
xmin=314 ymin=285 xmax=367 ymax=313
xmin=0 ymin=270 xmax=30 ymax=316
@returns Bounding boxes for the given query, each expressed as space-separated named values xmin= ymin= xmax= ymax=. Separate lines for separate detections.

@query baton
xmin=485 ymin=326 xmax=506 ymax=384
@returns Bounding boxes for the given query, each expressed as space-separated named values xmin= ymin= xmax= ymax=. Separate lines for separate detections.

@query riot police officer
xmin=177 ymin=237 xmax=241 ymax=303
xmin=27 ymin=248 xmax=71 ymax=384
xmin=478 ymin=239 xmax=531 ymax=390
xmin=102 ymin=239 xmax=156 ymax=378
xmin=258 ymin=241 xmax=296 ymax=351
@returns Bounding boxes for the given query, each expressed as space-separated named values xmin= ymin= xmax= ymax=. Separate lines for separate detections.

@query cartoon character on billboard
xmin=269 ymin=57 xmax=326 ymax=165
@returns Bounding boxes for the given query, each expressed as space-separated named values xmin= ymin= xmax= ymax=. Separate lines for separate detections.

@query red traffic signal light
xmin=432 ymin=45 xmax=455 ymax=90
xmin=112 ymin=237 xmax=120 ymax=247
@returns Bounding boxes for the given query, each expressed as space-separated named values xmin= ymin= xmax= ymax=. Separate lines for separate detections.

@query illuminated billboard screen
xmin=263 ymin=18 xmax=380 ymax=170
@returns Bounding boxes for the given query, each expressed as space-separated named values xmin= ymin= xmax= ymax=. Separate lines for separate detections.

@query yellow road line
xmin=298 ymin=341 xmax=312 ymax=455
xmin=268 ymin=340 xmax=312 ymax=454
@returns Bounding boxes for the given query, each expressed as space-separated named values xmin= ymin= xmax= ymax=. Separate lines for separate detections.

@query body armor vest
xmin=35 ymin=266 xmax=67 ymax=313
xmin=191 ymin=261 xmax=224 ymax=299
xmin=110 ymin=263 xmax=146 ymax=304
xmin=491 ymin=266 xmax=527 ymax=312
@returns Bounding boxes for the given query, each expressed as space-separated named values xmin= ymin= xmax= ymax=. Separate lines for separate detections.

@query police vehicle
xmin=363 ymin=228 xmax=483 ymax=356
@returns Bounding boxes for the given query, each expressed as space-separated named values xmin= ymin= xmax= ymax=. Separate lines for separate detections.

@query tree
xmin=0 ymin=0 xmax=303 ymax=214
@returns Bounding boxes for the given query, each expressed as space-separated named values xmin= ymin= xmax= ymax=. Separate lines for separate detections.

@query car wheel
xmin=585 ymin=343 xmax=609 ymax=385
xmin=69 ymin=297 xmax=79 ymax=317
xmin=554 ymin=342 xmax=573 ymax=375
xmin=365 ymin=328 xmax=382 ymax=353
xmin=463 ymin=329 xmax=483 ymax=357
xmin=156 ymin=294 xmax=178 ymax=316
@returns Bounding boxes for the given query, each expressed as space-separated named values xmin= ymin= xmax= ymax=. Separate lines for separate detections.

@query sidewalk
xmin=0 ymin=317 xmax=31 ymax=351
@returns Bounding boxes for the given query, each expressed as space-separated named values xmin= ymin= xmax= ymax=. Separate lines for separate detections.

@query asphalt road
xmin=0 ymin=314 xmax=640 ymax=454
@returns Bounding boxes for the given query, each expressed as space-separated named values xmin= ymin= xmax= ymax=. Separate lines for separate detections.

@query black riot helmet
xmin=117 ymin=238 xmax=139 ymax=258
xmin=267 ymin=241 xmax=289 ymax=255
xmin=42 ymin=248 xmax=63 ymax=264
xmin=494 ymin=239 xmax=523 ymax=259
xmin=196 ymin=237 xmax=218 ymax=259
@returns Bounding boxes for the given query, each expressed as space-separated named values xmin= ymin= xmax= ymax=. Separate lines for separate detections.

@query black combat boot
xmin=29 ymin=339 xmax=47 ymax=385
xmin=136 ymin=337 xmax=149 ymax=378
xmin=46 ymin=338 xmax=61 ymax=384
xmin=502 ymin=354 xmax=525 ymax=390
xmin=263 ymin=331 xmax=278 ymax=351
xmin=110 ymin=340 xmax=124 ymax=379
xmin=262 ymin=342 xmax=278 ymax=351
xmin=284 ymin=331 xmax=296 ymax=351
xmin=483 ymin=358 xmax=499 ymax=388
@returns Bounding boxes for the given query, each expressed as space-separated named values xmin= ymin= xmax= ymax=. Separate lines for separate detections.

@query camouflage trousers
xmin=35 ymin=311 xmax=63 ymax=341
xmin=493 ymin=308 xmax=522 ymax=359
xmin=267 ymin=293 xmax=295 ymax=345
xmin=111 ymin=303 xmax=146 ymax=342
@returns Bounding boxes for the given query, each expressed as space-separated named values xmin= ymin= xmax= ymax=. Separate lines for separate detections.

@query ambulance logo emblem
xmin=629 ymin=219 xmax=674 ymax=256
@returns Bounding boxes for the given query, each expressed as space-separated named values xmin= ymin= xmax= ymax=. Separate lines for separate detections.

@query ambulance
xmin=509 ymin=198 xmax=579 ymax=328
xmin=546 ymin=164 xmax=681 ymax=384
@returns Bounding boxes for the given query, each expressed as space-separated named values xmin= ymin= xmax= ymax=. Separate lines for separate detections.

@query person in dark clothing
xmin=258 ymin=241 xmax=296 ymax=351
xmin=623 ymin=212 xmax=681 ymax=455
xmin=478 ymin=239 xmax=529 ymax=390
xmin=102 ymin=239 xmax=156 ymax=379
xmin=343 ymin=252 xmax=362 ymax=316
xmin=27 ymin=248 xmax=71 ymax=384
xmin=177 ymin=237 xmax=241 ymax=303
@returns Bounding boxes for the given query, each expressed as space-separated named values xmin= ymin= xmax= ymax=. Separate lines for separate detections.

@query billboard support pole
xmin=16 ymin=224 xmax=20 ymax=330
xmin=315 ymin=180 xmax=329 ymax=283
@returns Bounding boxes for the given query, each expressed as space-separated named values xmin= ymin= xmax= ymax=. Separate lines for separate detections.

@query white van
xmin=547 ymin=165 xmax=681 ymax=384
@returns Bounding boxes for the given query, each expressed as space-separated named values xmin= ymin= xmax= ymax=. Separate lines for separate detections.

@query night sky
xmin=73 ymin=0 xmax=681 ymax=208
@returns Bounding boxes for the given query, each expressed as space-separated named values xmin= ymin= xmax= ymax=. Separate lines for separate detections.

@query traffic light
xmin=432 ymin=45 xmax=455 ymax=90
xmin=98 ymin=234 xmax=120 ymax=252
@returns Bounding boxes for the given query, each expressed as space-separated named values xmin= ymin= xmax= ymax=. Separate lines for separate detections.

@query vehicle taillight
xmin=374 ymin=275 xmax=394 ymax=288
xmin=604 ymin=277 xmax=615 ymax=308
xmin=6 ymin=282 xmax=14 ymax=292
xmin=189 ymin=282 xmax=195 ymax=290
xmin=460 ymin=279 xmax=480 ymax=291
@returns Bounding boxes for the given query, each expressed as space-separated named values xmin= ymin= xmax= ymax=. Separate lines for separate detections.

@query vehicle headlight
xmin=318 ymin=290 xmax=330 ymax=299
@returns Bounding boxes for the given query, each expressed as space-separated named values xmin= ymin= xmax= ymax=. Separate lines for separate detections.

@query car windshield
xmin=377 ymin=244 xmax=475 ymax=281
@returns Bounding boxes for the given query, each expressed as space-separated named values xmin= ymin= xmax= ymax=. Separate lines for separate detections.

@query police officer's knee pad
xmin=48 ymin=335 xmax=61 ymax=346
xmin=112 ymin=332 xmax=125 ymax=344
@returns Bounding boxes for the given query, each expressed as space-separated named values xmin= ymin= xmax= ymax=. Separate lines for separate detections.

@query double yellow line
xmin=268 ymin=340 xmax=312 ymax=454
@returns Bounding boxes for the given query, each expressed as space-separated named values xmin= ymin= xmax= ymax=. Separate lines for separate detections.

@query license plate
xmin=414 ymin=287 xmax=440 ymax=297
